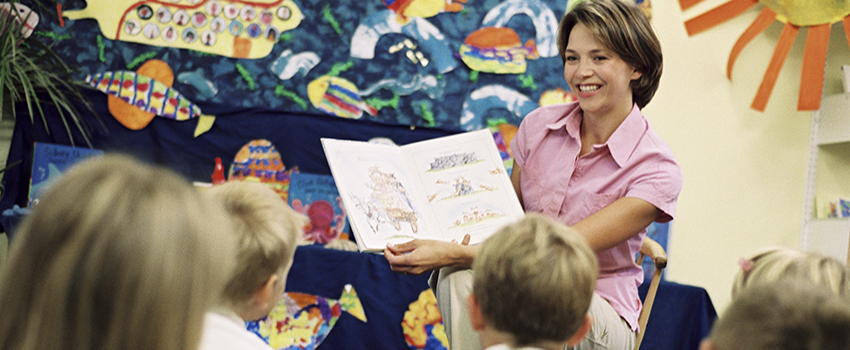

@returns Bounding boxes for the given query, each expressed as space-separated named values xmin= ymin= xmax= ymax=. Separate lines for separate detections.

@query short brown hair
xmin=558 ymin=0 xmax=663 ymax=109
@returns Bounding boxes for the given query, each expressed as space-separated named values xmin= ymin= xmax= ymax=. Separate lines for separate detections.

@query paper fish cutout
xmin=538 ymin=87 xmax=577 ymax=106
xmin=177 ymin=68 xmax=219 ymax=99
xmin=307 ymin=76 xmax=378 ymax=119
xmin=88 ymin=59 xmax=214 ymax=136
xmin=402 ymin=289 xmax=448 ymax=350
xmin=229 ymin=139 xmax=293 ymax=202
xmin=270 ymin=49 xmax=320 ymax=80
xmin=384 ymin=0 xmax=465 ymax=24
xmin=0 ymin=2 xmax=38 ymax=38
xmin=248 ymin=284 xmax=367 ymax=350
xmin=59 ymin=0 xmax=303 ymax=59
xmin=87 ymin=71 xmax=202 ymax=120
xmin=459 ymin=27 xmax=539 ymax=74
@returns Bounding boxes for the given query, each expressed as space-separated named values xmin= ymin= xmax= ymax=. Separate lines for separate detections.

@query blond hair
xmin=206 ymin=180 xmax=307 ymax=309
xmin=732 ymin=247 xmax=850 ymax=299
xmin=709 ymin=280 xmax=850 ymax=350
xmin=472 ymin=213 xmax=598 ymax=347
xmin=558 ymin=0 xmax=663 ymax=109
xmin=0 ymin=154 xmax=235 ymax=350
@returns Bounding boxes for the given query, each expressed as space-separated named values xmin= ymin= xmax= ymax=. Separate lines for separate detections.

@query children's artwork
xmin=247 ymin=284 xmax=367 ymax=350
xmin=229 ymin=139 xmax=294 ymax=202
xmin=458 ymin=26 xmax=540 ymax=74
xmin=322 ymin=129 xmax=524 ymax=252
xmin=86 ymin=59 xmax=215 ymax=136
xmin=0 ymin=2 xmax=39 ymax=38
xmin=402 ymin=289 xmax=448 ymax=350
xmin=29 ymin=142 xmax=104 ymax=206
xmin=42 ymin=0 xmax=578 ymax=131
xmin=680 ymin=0 xmax=850 ymax=111
xmin=488 ymin=121 xmax=517 ymax=176
xmin=58 ymin=0 xmax=304 ymax=59
xmin=288 ymin=172 xmax=350 ymax=245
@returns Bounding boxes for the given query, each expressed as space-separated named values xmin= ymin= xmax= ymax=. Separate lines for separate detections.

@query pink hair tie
xmin=738 ymin=257 xmax=754 ymax=272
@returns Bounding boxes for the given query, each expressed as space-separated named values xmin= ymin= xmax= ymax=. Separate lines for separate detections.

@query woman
xmin=386 ymin=0 xmax=682 ymax=349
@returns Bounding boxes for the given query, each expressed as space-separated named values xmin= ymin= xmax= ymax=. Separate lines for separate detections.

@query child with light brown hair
xmin=467 ymin=213 xmax=598 ymax=350
xmin=199 ymin=180 xmax=308 ymax=350
xmin=0 ymin=154 xmax=236 ymax=350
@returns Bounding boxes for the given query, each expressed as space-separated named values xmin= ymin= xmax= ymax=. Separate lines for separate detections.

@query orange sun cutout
xmin=682 ymin=0 xmax=850 ymax=111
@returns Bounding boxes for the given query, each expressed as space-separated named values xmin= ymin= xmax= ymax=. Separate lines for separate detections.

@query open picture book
xmin=322 ymin=129 xmax=525 ymax=253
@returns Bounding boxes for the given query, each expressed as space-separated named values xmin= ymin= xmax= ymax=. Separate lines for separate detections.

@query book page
xmin=401 ymin=129 xmax=524 ymax=245
xmin=322 ymin=139 xmax=440 ymax=252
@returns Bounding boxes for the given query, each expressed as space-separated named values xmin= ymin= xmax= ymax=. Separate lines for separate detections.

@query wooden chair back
xmin=634 ymin=237 xmax=668 ymax=350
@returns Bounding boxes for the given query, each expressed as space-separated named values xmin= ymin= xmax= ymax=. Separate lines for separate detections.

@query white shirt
xmin=198 ymin=311 xmax=274 ymax=350
xmin=485 ymin=344 xmax=549 ymax=350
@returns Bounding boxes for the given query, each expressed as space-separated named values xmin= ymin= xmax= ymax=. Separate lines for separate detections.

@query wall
xmin=645 ymin=0 xmax=850 ymax=313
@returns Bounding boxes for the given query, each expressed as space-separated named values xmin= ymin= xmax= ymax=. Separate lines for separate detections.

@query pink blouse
xmin=510 ymin=101 xmax=682 ymax=330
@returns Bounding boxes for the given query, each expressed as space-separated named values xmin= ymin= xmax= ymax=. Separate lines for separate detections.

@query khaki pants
xmin=430 ymin=267 xmax=481 ymax=350
xmin=568 ymin=293 xmax=636 ymax=350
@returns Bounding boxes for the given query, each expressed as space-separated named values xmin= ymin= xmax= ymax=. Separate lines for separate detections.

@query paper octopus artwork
xmin=229 ymin=139 xmax=295 ymax=202
xmin=58 ymin=0 xmax=304 ymax=59
xmin=402 ymin=289 xmax=449 ymax=350
xmin=682 ymin=0 xmax=850 ymax=111
xmin=288 ymin=172 xmax=350 ymax=245
xmin=247 ymin=284 xmax=367 ymax=350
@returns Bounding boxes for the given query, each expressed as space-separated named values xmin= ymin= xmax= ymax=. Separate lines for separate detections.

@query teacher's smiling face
xmin=563 ymin=23 xmax=642 ymax=120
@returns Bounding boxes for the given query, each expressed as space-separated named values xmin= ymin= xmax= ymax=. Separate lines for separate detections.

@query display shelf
xmin=816 ymin=94 xmax=850 ymax=145
xmin=802 ymin=93 xmax=850 ymax=264
xmin=804 ymin=218 xmax=850 ymax=263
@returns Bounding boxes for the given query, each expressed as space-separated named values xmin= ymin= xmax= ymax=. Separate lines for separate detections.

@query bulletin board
xmin=42 ymin=0 xmax=577 ymax=132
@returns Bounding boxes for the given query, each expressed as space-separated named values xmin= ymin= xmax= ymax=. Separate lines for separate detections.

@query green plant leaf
xmin=1 ymin=0 xmax=100 ymax=147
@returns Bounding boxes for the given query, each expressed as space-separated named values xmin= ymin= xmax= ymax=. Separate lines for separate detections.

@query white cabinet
xmin=802 ymin=93 xmax=850 ymax=264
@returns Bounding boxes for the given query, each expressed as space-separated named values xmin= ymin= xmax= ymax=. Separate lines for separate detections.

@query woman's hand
xmin=384 ymin=235 xmax=474 ymax=275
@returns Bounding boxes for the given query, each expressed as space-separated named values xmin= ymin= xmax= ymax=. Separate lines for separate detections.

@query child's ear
xmin=254 ymin=273 xmax=280 ymax=306
xmin=466 ymin=293 xmax=485 ymax=331
xmin=566 ymin=313 xmax=592 ymax=346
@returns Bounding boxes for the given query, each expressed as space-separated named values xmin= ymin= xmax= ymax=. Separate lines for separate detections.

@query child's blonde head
xmin=206 ymin=180 xmax=308 ymax=312
xmin=472 ymin=213 xmax=598 ymax=347
xmin=732 ymin=247 xmax=850 ymax=299
xmin=0 ymin=154 xmax=235 ymax=350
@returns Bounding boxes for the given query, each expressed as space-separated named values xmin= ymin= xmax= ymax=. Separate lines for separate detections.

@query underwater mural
xmin=39 ymin=0 xmax=578 ymax=130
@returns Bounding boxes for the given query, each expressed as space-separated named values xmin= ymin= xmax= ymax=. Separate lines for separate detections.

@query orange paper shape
xmin=797 ymin=23 xmax=830 ymax=111
xmin=107 ymin=60 xmax=174 ymax=130
xmin=684 ymin=0 xmax=849 ymax=111
xmin=727 ymin=7 xmax=775 ymax=79
xmin=751 ymin=23 xmax=799 ymax=112
xmin=684 ymin=0 xmax=758 ymax=36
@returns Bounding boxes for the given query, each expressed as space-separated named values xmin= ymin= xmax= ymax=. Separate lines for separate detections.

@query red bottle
xmin=211 ymin=157 xmax=226 ymax=185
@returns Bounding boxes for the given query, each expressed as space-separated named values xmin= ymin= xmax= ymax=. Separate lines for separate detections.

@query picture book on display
xmin=287 ymin=172 xmax=351 ymax=245
xmin=322 ymin=129 xmax=525 ymax=253
xmin=29 ymin=142 xmax=104 ymax=206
